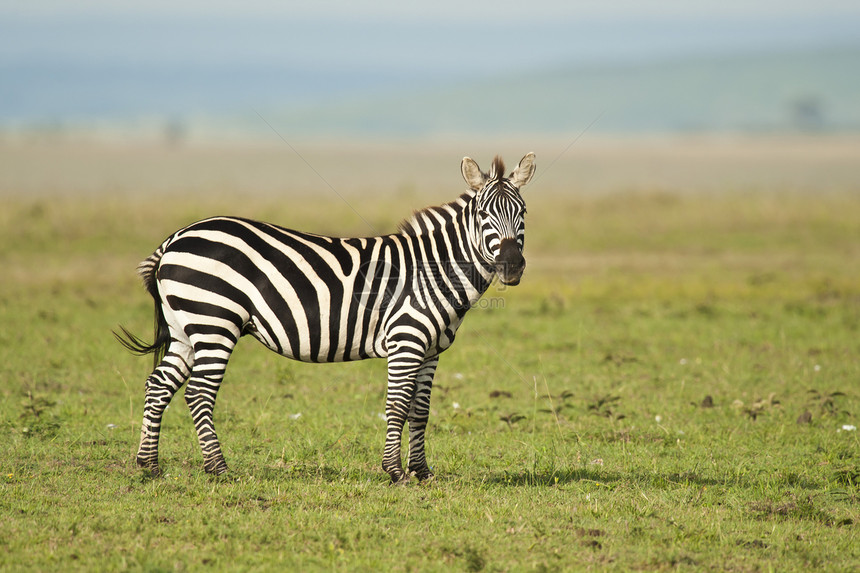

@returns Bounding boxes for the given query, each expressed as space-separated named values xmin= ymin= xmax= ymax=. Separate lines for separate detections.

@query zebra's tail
xmin=114 ymin=246 xmax=171 ymax=369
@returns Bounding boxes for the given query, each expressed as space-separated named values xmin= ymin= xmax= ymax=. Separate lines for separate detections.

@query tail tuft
xmin=114 ymin=316 xmax=170 ymax=369
xmin=113 ymin=325 xmax=163 ymax=355
xmin=116 ymin=246 xmax=170 ymax=369
xmin=137 ymin=248 xmax=164 ymax=300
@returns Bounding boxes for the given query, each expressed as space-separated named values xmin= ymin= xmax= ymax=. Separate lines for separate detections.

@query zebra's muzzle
xmin=495 ymin=238 xmax=525 ymax=286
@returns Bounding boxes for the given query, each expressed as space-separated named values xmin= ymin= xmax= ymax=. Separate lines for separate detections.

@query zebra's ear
xmin=510 ymin=152 xmax=536 ymax=189
xmin=461 ymin=157 xmax=486 ymax=191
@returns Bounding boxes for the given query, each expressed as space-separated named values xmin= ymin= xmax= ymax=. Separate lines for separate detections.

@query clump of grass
xmin=733 ymin=393 xmax=780 ymax=421
xmin=587 ymin=394 xmax=624 ymax=420
xmin=831 ymin=466 xmax=860 ymax=488
xmin=748 ymin=495 xmax=834 ymax=525
xmin=19 ymin=391 xmax=60 ymax=438
xmin=806 ymin=389 xmax=850 ymax=418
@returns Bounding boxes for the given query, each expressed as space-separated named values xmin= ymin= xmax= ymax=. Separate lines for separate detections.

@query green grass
xmin=1 ymin=187 xmax=859 ymax=572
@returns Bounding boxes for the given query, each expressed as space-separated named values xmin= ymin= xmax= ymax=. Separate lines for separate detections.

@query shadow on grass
xmin=251 ymin=463 xmax=383 ymax=484
xmin=484 ymin=467 xmax=619 ymax=487
xmin=139 ymin=456 xmax=822 ymax=492
xmin=193 ymin=463 xmax=825 ymax=492
xmin=480 ymin=467 xmax=822 ymax=491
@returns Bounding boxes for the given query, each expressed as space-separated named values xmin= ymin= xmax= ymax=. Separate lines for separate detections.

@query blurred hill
xmin=259 ymin=46 xmax=860 ymax=138
xmin=5 ymin=45 xmax=857 ymax=142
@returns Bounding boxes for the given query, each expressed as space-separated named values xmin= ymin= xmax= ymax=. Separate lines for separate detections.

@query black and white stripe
xmin=118 ymin=153 xmax=536 ymax=482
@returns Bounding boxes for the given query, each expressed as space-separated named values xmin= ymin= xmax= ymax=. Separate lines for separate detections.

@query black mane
xmin=396 ymin=192 xmax=472 ymax=236
xmin=490 ymin=156 xmax=505 ymax=181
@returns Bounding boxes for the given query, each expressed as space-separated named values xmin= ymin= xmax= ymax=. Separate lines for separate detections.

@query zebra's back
xmin=154 ymin=216 xmax=400 ymax=363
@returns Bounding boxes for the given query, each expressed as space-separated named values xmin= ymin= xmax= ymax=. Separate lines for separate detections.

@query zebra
xmin=116 ymin=152 xmax=536 ymax=483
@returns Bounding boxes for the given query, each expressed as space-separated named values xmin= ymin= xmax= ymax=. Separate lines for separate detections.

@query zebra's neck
xmin=396 ymin=191 xmax=496 ymax=300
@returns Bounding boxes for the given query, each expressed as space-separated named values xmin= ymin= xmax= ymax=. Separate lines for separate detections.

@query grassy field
xmin=1 ymin=138 xmax=859 ymax=571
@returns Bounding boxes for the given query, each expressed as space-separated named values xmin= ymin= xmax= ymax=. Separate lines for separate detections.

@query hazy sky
xmin=5 ymin=0 xmax=858 ymax=68
xmin=5 ymin=0 xmax=860 ymax=19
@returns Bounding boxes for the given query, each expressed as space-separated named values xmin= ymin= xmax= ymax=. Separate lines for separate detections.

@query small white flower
xmin=679 ymin=359 xmax=688 ymax=365
xmin=288 ymin=413 xmax=302 ymax=420
xmin=814 ymin=364 xmax=821 ymax=372
xmin=106 ymin=424 xmax=117 ymax=430
xmin=842 ymin=424 xmax=857 ymax=432
xmin=453 ymin=373 xmax=465 ymax=380
xmin=655 ymin=415 xmax=663 ymax=423
xmin=377 ymin=412 xmax=387 ymax=421
xmin=452 ymin=402 xmax=461 ymax=410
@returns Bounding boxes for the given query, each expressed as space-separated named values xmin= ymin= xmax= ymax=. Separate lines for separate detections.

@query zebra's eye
xmin=478 ymin=209 xmax=490 ymax=219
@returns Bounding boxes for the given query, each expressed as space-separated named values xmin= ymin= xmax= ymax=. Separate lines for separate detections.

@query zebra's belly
xmin=244 ymin=303 xmax=389 ymax=363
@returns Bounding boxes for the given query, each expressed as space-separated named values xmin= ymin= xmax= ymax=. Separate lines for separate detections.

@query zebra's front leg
xmin=137 ymin=345 xmax=193 ymax=476
xmin=382 ymin=352 xmax=425 ymax=484
xmin=407 ymin=357 xmax=439 ymax=482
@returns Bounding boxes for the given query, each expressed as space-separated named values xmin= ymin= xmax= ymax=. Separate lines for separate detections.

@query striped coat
xmin=118 ymin=152 xmax=535 ymax=482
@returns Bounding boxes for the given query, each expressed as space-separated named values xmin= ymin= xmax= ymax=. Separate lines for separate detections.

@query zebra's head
xmin=461 ymin=152 xmax=536 ymax=286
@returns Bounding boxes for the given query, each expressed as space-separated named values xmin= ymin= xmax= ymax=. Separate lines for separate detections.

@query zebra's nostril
xmin=496 ymin=238 xmax=524 ymax=267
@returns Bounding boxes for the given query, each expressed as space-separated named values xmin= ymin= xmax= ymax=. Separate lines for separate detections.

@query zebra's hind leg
xmin=184 ymin=343 xmax=233 ymax=475
xmin=382 ymin=351 xmax=425 ymax=484
xmin=407 ymin=357 xmax=439 ymax=482
xmin=137 ymin=342 xmax=193 ymax=476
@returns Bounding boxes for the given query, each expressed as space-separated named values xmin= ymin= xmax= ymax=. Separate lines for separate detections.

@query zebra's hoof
xmin=388 ymin=471 xmax=411 ymax=485
xmin=409 ymin=466 xmax=434 ymax=482
xmin=203 ymin=457 xmax=229 ymax=476
xmin=139 ymin=465 xmax=161 ymax=479
xmin=137 ymin=457 xmax=161 ymax=477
